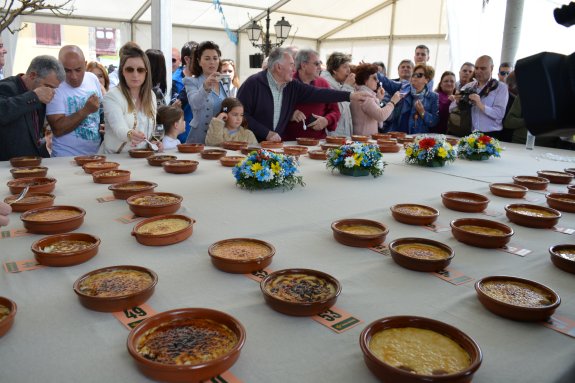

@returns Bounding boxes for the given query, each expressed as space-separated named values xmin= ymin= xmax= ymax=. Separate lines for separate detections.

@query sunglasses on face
xmin=124 ymin=67 xmax=147 ymax=74
xmin=499 ymin=71 xmax=510 ymax=76
xmin=412 ymin=73 xmax=425 ymax=78
xmin=171 ymin=58 xmax=177 ymax=63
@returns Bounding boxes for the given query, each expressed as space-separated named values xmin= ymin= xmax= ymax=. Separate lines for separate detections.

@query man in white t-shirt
xmin=46 ymin=45 xmax=102 ymax=156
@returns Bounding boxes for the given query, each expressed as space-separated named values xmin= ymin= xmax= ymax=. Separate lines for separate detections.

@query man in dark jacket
xmin=0 ymin=55 xmax=64 ymax=161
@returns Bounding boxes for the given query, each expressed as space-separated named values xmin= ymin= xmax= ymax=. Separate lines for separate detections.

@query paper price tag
xmin=245 ymin=268 xmax=274 ymax=283
xmin=482 ymin=209 xmax=502 ymax=217
xmin=4 ymin=259 xmax=45 ymax=273
xmin=97 ymin=195 xmax=116 ymax=203
xmin=113 ymin=304 xmax=157 ymax=330
xmin=423 ymin=223 xmax=451 ymax=233
xmin=202 ymin=371 xmax=243 ymax=383
xmin=313 ymin=307 xmax=363 ymax=333
xmin=0 ymin=228 xmax=31 ymax=239
xmin=552 ymin=226 xmax=575 ymax=235
xmin=432 ymin=267 xmax=474 ymax=285
xmin=115 ymin=213 xmax=141 ymax=224
xmin=543 ymin=315 xmax=575 ymax=338
xmin=499 ymin=244 xmax=532 ymax=257
xmin=369 ymin=244 xmax=389 ymax=256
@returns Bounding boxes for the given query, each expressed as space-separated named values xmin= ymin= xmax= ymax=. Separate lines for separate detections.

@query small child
xmin=205 ymin=97 xmax=257 ymax=146
xmin=157 ymin=105 xmax=185 ymax=150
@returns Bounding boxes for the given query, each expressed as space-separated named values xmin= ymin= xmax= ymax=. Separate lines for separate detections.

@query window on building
xmin=36 ymin=23 xmax=61 ymax=46
xmin=96 ymin=28 xmax=117 ymax=56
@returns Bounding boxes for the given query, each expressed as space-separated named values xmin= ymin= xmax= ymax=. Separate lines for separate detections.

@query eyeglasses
xmin=412 ymin=73 xmax=425 ymax=78
xmin=171 ymin=58 xmax=177 ymax=63
xmin=499 ymin=71 xmax=510 ymax=76
xmin=124 ymin=67 xmax=147 ymax=74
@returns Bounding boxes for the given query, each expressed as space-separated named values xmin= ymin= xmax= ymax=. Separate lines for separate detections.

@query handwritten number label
xmin=317 ymin=309 xmax=342 ymax=322
xmin=245 ymin=268 xmax=273 ymax=283
xmin=313 ymin=306 xmax=363 ymax=333
xmin=123 ymin=307 xmax=147 ymax=319
xmin=432 ymin=267 xmax=474 ymax=285
xmin=113 ymin=304 xmax=157 ymax=330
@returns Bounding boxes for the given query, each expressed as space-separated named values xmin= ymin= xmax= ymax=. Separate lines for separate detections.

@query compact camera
xmin=217 ymin=74 xmax=231 ymax=84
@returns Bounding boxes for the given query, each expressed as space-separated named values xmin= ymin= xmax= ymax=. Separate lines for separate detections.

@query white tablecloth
xmin=1 ymin=142 xmax=574 ymax=383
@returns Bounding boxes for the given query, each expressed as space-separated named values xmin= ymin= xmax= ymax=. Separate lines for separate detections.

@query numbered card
xmin=482 ymin=209 xmax=502 ymax=217
xmin=552 ymin=226 xmax=575 ymax=235
xmin=4 ymin=259 xmax=45 ymax=273
xmin=423 ymin=222 xmax=451 ymax=233
xmin=97 ymin=195 xmax=116 ymax=203
xmin=245 ymin=268 xmax=274 ymax=283
xmin=0 ymin=228 xmax=31 ymax=239
xmin=499 ymin=244 xmax=532 ymax=257
xmin=113 ymin=304 xmax=157 ymax=330
xmin=115 ymin=213 xmax=141 ymax=224
xmin=432 ymin=267 xmax=474 ymax=285
xmin=369 ymin=244 xmax=389 ymax=256
xmin=202 ymin=371 xmax=243 ymax=383
xmin=313 ymin=307 xmax=363 ymax=334
xmin=543 ymin=315 xmax=575 ymax=338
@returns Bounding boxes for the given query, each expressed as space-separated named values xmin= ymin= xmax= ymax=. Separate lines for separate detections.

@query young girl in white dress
xmin=157 ymin=105 xmax=186 ymax=150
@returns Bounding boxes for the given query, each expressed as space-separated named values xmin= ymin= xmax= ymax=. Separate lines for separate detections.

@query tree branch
xmin=1 ymin=0 xmax=75 ymax=34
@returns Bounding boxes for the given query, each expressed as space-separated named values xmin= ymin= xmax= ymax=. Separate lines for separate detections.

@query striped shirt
xmin=266 ymin=70 xmax=286 ymax=131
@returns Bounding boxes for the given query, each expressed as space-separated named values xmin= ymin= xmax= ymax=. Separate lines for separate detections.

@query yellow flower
xmin=251 ymin=163 xmax=263 ymax=172
xmin=405 ymin=147 xmax=413 ymax=157
xmin=438 ymin=147 xmax=447 ymax=158
xmin=467 ymin=137 xmax=475 ymax=145
xmin=354 ymin=154 xmax=363 ymax=166
xmin=271 ymin=162 xmax=281 ymax=174
xmin=477 ymin=143 xmax=485 ymax=149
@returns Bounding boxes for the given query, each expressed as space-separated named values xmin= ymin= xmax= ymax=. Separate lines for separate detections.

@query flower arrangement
xmin=457 ymin=131 xmax=502 ymax=160
xmin=232 ymin=149 xmax=304 ymax=190
xmin=326 ymin=142 xmax=386 ymax=177
xmin=404 ymin=135 xmax=457 ymax=167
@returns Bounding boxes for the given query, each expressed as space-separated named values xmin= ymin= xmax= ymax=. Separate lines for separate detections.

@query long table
xmin=1 ymin=142 xmax=574 ymax=383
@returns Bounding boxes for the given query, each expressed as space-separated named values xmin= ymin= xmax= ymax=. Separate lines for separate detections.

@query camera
xmin=217 ymin=74 xmax=231 ymax=84
xmin=457 ymin=87 xmax=477 ymax=110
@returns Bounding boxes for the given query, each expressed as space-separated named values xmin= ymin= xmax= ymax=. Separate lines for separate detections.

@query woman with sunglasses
xmin=184 ymin=41 xmax=233 ymax=144
xmin=380 ymin=63 xmax=439 ymax=134
xmin=101 ymin=44 xmax=158 ymax=153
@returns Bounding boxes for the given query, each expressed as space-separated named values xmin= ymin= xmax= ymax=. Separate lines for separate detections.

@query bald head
xmin=474 ymin=55 xmax=494 ymax=85
xmin=59 ymin=45 xmax=86 ymax=88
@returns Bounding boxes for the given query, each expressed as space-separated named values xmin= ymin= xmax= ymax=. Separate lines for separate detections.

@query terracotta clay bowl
xmin=147 ymin=155 xmax=177 ymax=167
xmin=283 ymin=145 xmax=309 ymax=156
xmin=351 ymin=135 xmax=370 ymax=142
xmin=321 ymin=143 xmax=341 ymax=151
xmin=397 ymin=137 xmax=415 ymax=144
xmin=441 ymin=191 xmax=489 ymax=213
xmin=177 ymin=143 xmax=204 ymax=153
xmin=73 ymin=265 xmax=158 ymax=312
xmin=564 ymin=168 xmax=575 ymax=176
xmin=131 ymin=214 xmax=194 ymax=246
xmin=92 ymin=169 xmax=131 ymax=184
xmin=504 ymin=203 xmax=561 ymax=228
xmin=475 ymin=275 xmax=560 ymax=321
xmin=546 ymin=193 xmax=575 ymax=213
xmin=220 ymin=156 xmax=245 ymax=167
xmin=108 ymin=181 xmax=158 ymax=200
xmin=208 ymin=238 xmax=275 ymax=274
xmin=446 ymin=137 xmax=460 ymax=146
xmin=10 ymin=166 xmax=48 ymax=179
xmin=201 ymin=149 xmax=227 ymax=160
xmin=129 ymin=148 xmax=154 ymax=158
xmin=260 ymin=268 xmax=341 ymax=316
xmin=126 ymin=308 xmax=246 ymax=383
xmin=389 ymin=132 xmax=406 ymax=139
xmin=359 ymin=316 xmax=482 ymax=383
xmin=260 ymin=141 xmax=283 ymax=149
xmin=513 ymin=175 xmax=549 ymax=190
xmin=569 ymin=185 xmax=575 ymax=195
xmin=388 ymin=237 xmax=454 ymax=272
xmin=489 ymin=183 xmax=528 ymax=198
xmin=331 ymin=218 xmax=389 ymax=248
xmin=9 ymin=156 xmax=42 ymax=167
xmin=450 ymin=218 xmax=513 ymax=248
xmin=7 ymin=177 xmax=56 ymax=194
xmin=296 ymin=137 xmax=320 ymax=146
xmin=21 ymin=205 xmax=85 ymax=234
xmin=162 ymin=160 xmax=199 ymax=174
xmin=378 ymin=144 xmax=401 ymax=153
xmin=31 ymin=233 xmax=100 ymax=267
xmin=82 ymin=161 xmax=119 ymax=174
xmin=372 ymin=133 xmax=391 ymax=140
xmin=537 ymin=170 xmax=574 ymax=184
xmin=3 ymin=193 xmax=55 ymax=213
xmin=74 ymin=155 xmax=106 ymax=166
xmin=377 ymin=138 xmax=398 ymax=145
xmin=325 ymin=136 xmax=347 ymax=145
xmin=0 ymin=297 xmax=17 ymax=338
xmin=549 ymin=244 xmax=575 ymax=274
xmin=127 ymin=192 xmax=183 ymax=217
xmin=241 ymin=146 xmax=260 ymax=155
xmin=308 ymin=150 xmax=328 ymax=160
xmin=390 ymin=204 xmax=439 ymax=226
xmin=222 ymin=141 xmax=248 ymax=151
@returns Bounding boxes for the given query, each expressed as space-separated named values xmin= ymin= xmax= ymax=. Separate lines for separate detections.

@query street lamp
xmin=246 ymin=9 xmax=292 ymax=57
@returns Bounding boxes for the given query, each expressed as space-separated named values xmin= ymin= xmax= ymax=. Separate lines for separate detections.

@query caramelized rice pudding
xmin=338 ymin=224 xmax=384 ymax=235
xmin=0 ymin=304 xmax=10 ymax=322
xmin=13 ymin=167 xmax=43 ymax=173
xmin=79 ymin=269 xmax=153 ymax=297
xmin=480 ymin=281 xmax=553 ymax=307
xmin=26 ymin=209 xmax=80 ymax=221
xmin=6 ymin=195 xmax=52 ymax=204
xmin=395 ymin=244 xmax=450 ymax=260
xmin=96 ymin=170 xmax=122 ymax=177
xmin=496 ymin=185 xmax=523 ymax=191
xmin=508 ymin=206 xmax=557 ymax=217
xmin=131 ymin=195 xmax=179 ymax=206
xmin=137 ymin=318 xmax=238 ymax=365
xmin=265 ymin=273 xmax=336 ymax=303
xmin=41 ymin=240 xmax=94 ymax=253
xmin=211 ymin=241 xmax=270 ymax=260
xmin=556 ymin=249 xmax=575 ymax=261
xmin=115 ymin=183 xmax=151 ymax=190
xmin=394 ymin=206 xmax=435 ymax=216
xmin=136 ymin=218 xmax=189 ymax=235
xmin=459 ymin=225 xmax=507 ymax=236
xmin=85 ymin=162 xmax=116 ymax=168
xmin=515 ymin=177 xmax=545 ymax=183
xmin=369 ymin=327 xmax=471 ymax=375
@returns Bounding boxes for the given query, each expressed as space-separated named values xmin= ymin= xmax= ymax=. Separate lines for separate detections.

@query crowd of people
xmin=1 ymin=39 xmax=570 ymax=164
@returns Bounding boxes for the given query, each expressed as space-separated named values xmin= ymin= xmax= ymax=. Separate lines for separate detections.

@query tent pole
xmin=500 ymin=0 xmax=524 ymax=67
